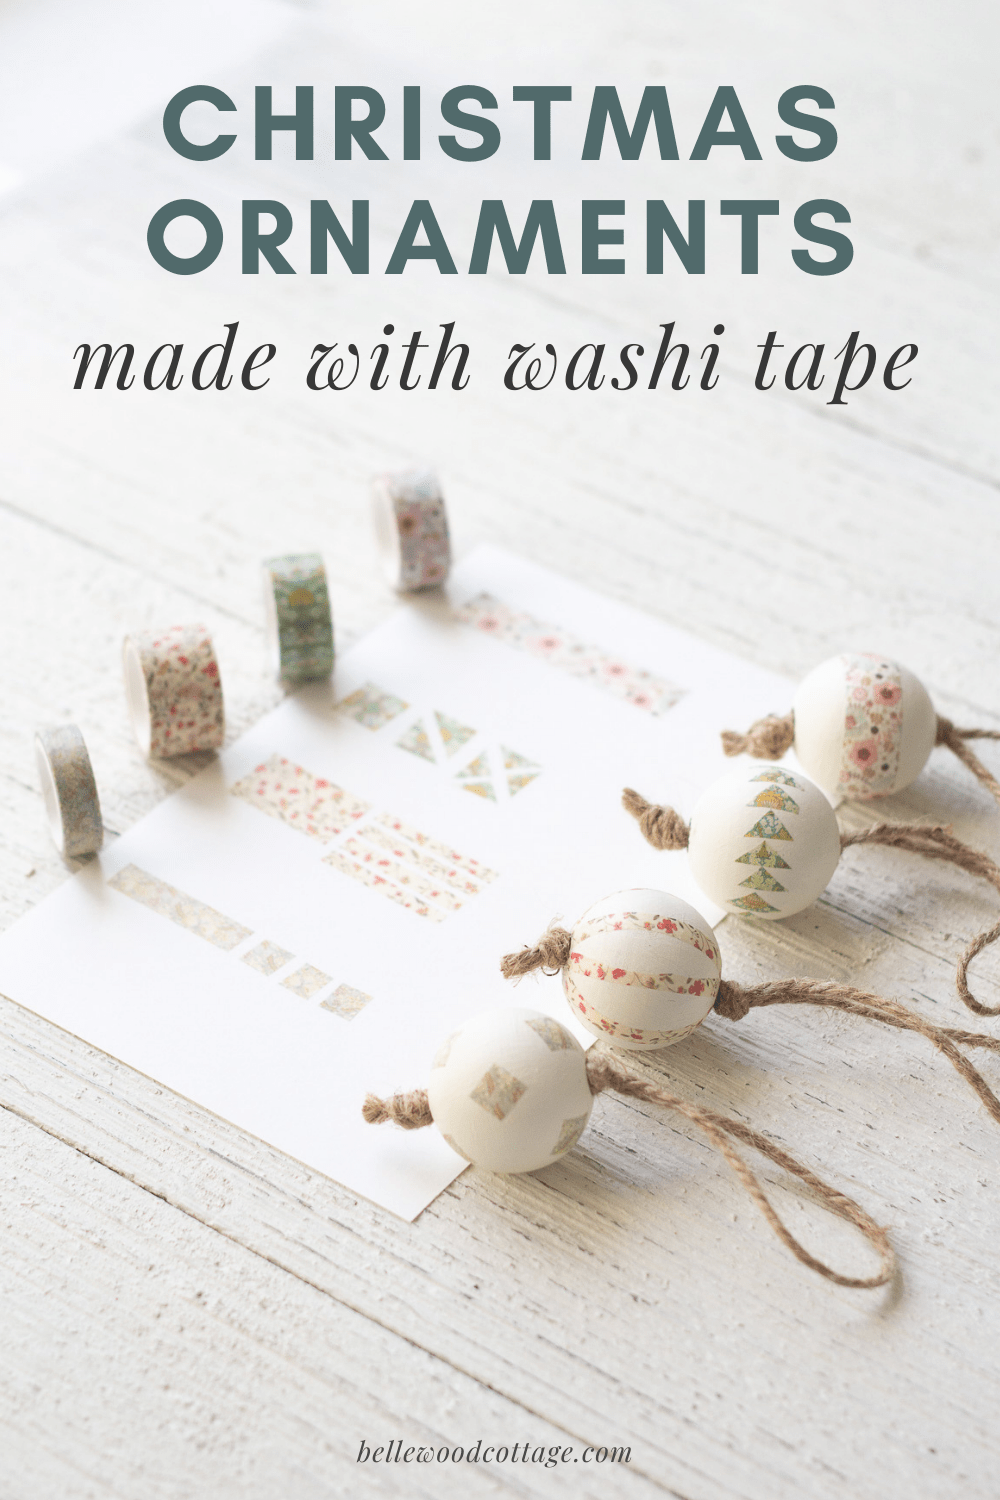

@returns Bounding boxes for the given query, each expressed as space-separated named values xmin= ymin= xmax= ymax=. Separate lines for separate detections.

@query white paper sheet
xmin=0 ymin=547 xmax=793 ymax=1219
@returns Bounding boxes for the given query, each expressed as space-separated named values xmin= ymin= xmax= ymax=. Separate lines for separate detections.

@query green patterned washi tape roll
xmin=34 ymin=724 xmax=103 ymax=858
xmin=263 ymin=553 xmax=335 ymax=683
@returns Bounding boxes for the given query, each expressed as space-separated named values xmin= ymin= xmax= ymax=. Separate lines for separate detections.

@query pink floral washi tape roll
xmin=371 ymin=467 xmax=451 ymax=592
xmin=34 ymin=724 xmax=103 ymax=857
xmin=122 ymin=624 xmax=225 ymax=758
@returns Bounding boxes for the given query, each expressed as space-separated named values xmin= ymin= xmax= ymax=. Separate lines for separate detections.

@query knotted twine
xmin=622 ymin=788 xmax=1000 ymax=1018
xmin=364 ymin=1040 xmax=895 ymax=1290
xmin=720 ymin=712 xmax=796 ymax=761
xmin=720 ymin=709 xmax=1000 ymax=813
xmin=502 ymin=918 xmax=1000 ymax=1130
xmin=363 ymin=1090 xmax=434 ymax=1129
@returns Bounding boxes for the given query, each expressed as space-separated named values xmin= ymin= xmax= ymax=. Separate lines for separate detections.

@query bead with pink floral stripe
xmin=562 ymin=888 xmax=721 ymax=1051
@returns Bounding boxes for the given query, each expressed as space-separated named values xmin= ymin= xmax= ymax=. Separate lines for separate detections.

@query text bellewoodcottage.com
xmin=357 ymin=1439 xmax=631 ymax=1469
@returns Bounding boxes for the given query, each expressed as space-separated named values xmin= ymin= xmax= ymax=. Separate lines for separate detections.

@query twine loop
xmin=362 ymin=1046 xmax=897 ymax=1288
xmin=585 ymin=1050 xmax=894 ymax=1289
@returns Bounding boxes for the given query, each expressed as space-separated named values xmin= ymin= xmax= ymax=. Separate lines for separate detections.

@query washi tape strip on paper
xmin=455 ymin=593 xmax=684 ymax=716
xmin=229 ymin=753 xmax=497 ymax=920
xmin=108 ymin=863 xmax=373 ymax=1019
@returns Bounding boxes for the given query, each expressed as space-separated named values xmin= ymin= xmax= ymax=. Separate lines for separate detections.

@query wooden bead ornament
xmin=426 ymin=1006 xmax=594 ymax=1172
xmin=501 ymin=888 xmax=722 ymax=1050
xmin=622 ymin=770 xmax=1000 ymax=1017
xmin=364 ymin=1005 xmax=896 ymax=1289
xmin=722 ymin=651 xmax=1000 ymax=809
xmin=686 ymin=764 xmax=840 ymax=919
xmin=502 ymin=893 xmax=1000 ymax=1128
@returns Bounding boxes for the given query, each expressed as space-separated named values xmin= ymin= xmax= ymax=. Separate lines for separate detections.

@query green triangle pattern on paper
xmin=748 ymin=787 xmax=799 ymax=814
xmin=457 ymin=751 xmax=491 ymax=780
xmin=744 ymin=812 xmax=793 ymax=841
xmin=751 ymin=769 xmax=800 ymax=787
xmin=731 ymin=892 xmax=780 ymax=913
xmin=461 ymin=779 xmax=497 ymax=802
xmin=735 ymin=841 xmax=791 ymax=869
xmin=508 ymin=771 xmax=541 ymax=796
xmin=739 ymin=868 xmax=786 ymax=892
xmin=502 ymin=745 xmax=538 ymax=771
xmin=395 ymin=719 xmax=435 ymax=762
xmin=435 ymin=710 xmax=476 ymax=757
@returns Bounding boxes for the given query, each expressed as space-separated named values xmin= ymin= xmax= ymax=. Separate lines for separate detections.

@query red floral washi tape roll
xmin=122 ymin=624 xmax=225 ymax=758
xmin=371 ymin=467 xmax=451 ymax=592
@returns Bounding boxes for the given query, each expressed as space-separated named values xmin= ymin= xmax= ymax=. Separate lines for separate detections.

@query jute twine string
xmin=839 ymin=820 xmax=1000 ymax=1017
xmin=584 ymin=1051 xmax=894 ymax=1289
xmin=502 ymin=928 xmax=1000 ymax=1124
xmin=621 ymin=788 xmax=690 ymax=850
xmin=714 ymin=978 xmax=1000 ymax=1124
xmin=718 ymin=706 xmax=1000 ymax=812
xmin=362 ymin=1054 xmax=895 ymax=1288
xmin=621 ymin=788 xmax=689 ymax=849
xmin=362 ymin=1090 xmax=434 ymax=1128
xmin=936 ymin=716 xmax=1000 ymax=811
xmin=622 ymin=789 xmax=1000 ymax=1017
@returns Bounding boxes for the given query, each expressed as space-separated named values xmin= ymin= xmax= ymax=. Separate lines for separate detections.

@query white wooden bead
xmin=427 ymin=1008 xmax=593 ymax=1173
xmin=562 ymin=889 xmax=721 ymax=1051
xmin=793 ymin=653 xmax=937 ymax=799
xmin=688 ymin=764 xmax=841 ymax=920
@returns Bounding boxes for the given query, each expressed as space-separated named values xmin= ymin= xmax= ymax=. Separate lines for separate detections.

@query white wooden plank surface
xmin=1 ymin=2 xmax=1000 ymax=1496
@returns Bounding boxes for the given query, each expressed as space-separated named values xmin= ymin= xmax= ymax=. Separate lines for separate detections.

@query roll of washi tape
xmin=263 ymin=553 xmax=335 ymax=684
xmin=34 ymin=724 xmax=103 ymax=857
xmin=371 ymin=468 xmax=451 ymax=592
xmin=122 ymin=624 xmax=224 ymax=758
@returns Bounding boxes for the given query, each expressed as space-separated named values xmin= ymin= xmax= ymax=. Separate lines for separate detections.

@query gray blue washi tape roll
xmin=371 ymin=468 xmax=451 ymax=592
xmin=34 ymin=724 xmax=103 ymax=857
xmin=263 ymin=553 xmax=335 ymax=683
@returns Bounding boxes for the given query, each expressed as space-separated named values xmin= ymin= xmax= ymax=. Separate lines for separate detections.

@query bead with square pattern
xmin=427 ymin=1007 xmax=592 ymax=1173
